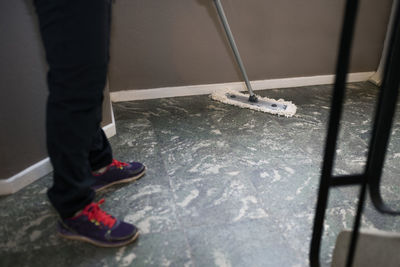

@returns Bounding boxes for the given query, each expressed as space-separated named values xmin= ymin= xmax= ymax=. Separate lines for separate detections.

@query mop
xmin=210 ymin=0 xmax=297 ymax=117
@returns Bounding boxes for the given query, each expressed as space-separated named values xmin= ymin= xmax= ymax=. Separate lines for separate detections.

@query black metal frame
xmin=310 ymin=0 xmax=400 ymax=266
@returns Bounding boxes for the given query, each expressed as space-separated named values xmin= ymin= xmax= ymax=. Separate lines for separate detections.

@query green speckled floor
xmin=1 ymin=82 xmax=399 ymax=267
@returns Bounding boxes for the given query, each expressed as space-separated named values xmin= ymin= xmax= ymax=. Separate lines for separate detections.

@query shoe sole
xmin=95 ymin=166 xmax=146 ymax=192
xmin=59 ymin=230 xmax=140 ymax=248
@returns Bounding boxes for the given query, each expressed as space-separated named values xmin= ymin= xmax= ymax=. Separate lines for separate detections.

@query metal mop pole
xmin=213 ymin=0 xmax=258 ymax=102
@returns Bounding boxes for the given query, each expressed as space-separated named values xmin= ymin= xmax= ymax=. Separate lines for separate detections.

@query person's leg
xmin=84 ymin=0 xmax=145 ymax=191
xmin=87 ymin=0 xmax=113 ymax=172
xmin=35 ymin=0 xmax=110 ymax=218
xmin=34 ymin=0 xmax=138 ymax=247
xmin=89 ymin=128 xmax=113 ymax=172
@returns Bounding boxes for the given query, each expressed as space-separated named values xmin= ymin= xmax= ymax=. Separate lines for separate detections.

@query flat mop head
xmin=210 ymin=89 xmax=297 ymax=117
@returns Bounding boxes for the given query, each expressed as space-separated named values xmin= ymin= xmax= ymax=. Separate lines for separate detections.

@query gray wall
xmin=0 ymin=1 xmax=112 ymax=180
xmin=0 ymin=0 xmax=393 ymax=179
xmin=109 ymin=0 xmax=393 ymax=91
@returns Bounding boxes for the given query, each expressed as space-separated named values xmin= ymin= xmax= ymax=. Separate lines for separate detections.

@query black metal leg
xmin=345 ymin=181 xmax=367 ymax=267
xmin=310 ymin=1 xmax=400 ymax=266
xmin=367 ymin=0 xmax=400 ymax=216
xmin=309 ymin=0 xmax=360 ymax=265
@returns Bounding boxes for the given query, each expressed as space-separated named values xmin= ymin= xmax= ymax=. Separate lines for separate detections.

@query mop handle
xmin=213 ymin=0 xmax=256 ymax=100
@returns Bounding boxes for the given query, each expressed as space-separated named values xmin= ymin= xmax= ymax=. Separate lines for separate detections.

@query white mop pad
xmin=210 ymin=89 xmax=297 ymax=117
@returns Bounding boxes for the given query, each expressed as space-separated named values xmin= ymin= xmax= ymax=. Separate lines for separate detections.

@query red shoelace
xmin=110 ymin=159 xmax=129 ymax=169
xmin=81 ymin=199 xmax=116 ymax=228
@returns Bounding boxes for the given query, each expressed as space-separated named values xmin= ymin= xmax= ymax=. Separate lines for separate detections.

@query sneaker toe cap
xmin=110 ymin=221 xmax=138 ymax=240
xmin=128 ymin=162 xmax=145 ymax=174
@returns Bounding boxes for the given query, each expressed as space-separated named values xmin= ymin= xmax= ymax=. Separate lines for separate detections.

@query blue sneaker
xmin=92 ymin=159 xmax=146 ymax=192
xmin=58 ymin=199 xmax=139 ymax=247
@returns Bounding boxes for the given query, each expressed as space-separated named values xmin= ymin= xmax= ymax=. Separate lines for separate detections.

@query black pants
xmin=34 ymin=0 xmax=113 ymax=218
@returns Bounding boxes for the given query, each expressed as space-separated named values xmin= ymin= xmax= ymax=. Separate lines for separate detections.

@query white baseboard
xmin=369 ymin=71 xmax=382 ymax=86
xmin=110 ymin=72 xmax=375 ymax=102
xmin=0 ymin=158 xmax=53 ymax=196
xmin=103 ymin=106 xmax=116 ymax=138
xmin=0 ymin=114 xmax=117 ymax=196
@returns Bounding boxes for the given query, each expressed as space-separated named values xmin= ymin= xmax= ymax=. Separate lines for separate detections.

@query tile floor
xmin=1 ymin=82 xmax=399 ymax=267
